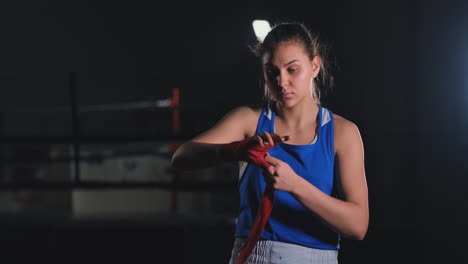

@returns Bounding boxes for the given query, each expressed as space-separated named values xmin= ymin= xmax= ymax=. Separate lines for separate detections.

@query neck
xmin=275 ymin=97 xmax=319 ymax=129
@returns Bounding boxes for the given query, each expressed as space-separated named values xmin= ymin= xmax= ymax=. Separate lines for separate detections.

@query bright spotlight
xmin=252 ymin=20 xmax=271 ymax=42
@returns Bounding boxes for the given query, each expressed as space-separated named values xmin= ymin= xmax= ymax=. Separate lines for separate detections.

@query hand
xmin=254 ymin=132 xmax=289 ymax=148
xmin=263 ymin=154 xmax=302 ymax=193
xmin=220 ymin=132 xmax=289 ymax=169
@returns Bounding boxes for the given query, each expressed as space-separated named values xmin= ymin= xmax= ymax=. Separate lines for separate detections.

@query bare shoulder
xmin=226 ymin=105 xmax=262 ymax=119
xmin=225 ymin=105 xmax=262 ymax=137
xmin=191 ymin=105 xmax=263 ymax=143
xmin=333 ymin=114 xmax=363 ymax=153
xmin=333 ymin=114 xmax=359 ymax=133
xmin=223 ymin=104 xmax=261 ymax=123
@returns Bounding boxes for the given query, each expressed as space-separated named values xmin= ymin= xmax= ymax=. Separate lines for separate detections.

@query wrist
xmin=290 ymin=174 xmax=305 ymax=195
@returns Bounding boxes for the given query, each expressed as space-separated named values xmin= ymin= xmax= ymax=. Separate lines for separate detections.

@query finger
xmin=271 ymin=133 xmax=288 ymax=145
xmin=265 ymin=155 xmax=280 ymax=166
xmin=255 ymin=135 xmax=264 ymax=147
xmin=263 ymin=169 xmax=275 ymax=183
xmin=258 ymin=159 xmax=271 ymax=170
xmin=270 ymin=133 xmax=282 ymax=145
xmin=261 ymin=163 xmax=275 ymax=175
xmin=263 ymin=132 xmax=274 ymax=146
xmin=268 ymin=132 xmax=276 ymax=146
xmin=266 ymin=165 xmax=275 ymax=176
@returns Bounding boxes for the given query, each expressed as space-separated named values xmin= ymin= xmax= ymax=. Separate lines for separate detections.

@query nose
xmin=277 ymin=72 xmax=288 ymax=89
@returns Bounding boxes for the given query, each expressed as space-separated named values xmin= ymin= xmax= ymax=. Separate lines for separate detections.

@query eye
xmin=287 ymin=67 xmax=298 ymax=73
xmin=266 ymin=68 xmax=279 ymax=80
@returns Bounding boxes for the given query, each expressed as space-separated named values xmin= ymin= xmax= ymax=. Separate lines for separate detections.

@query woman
xmin=171 ymin=22 xmax=368 ymax=264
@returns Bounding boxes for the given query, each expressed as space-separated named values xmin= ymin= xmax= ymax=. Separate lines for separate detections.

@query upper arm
xmin=334 ymin=117 xmax=368 ymax=212
xmin=191 ymin=106 xmax=260 ymax=144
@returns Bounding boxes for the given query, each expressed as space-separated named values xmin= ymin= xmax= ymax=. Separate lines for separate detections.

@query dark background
xmin=0 ymin=0 xmax=467 ymax=263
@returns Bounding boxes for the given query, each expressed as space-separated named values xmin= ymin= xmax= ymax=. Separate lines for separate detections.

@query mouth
xmin=281 ymin=92 xmax=294 ymax=98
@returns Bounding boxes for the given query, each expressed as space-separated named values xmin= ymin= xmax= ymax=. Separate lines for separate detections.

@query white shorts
xmin=228 ymin=238 xmax=339 ymax=264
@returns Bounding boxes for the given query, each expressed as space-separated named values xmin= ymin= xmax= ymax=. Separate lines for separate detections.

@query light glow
xmin=252 ymin=20 xmax=271 ymax=42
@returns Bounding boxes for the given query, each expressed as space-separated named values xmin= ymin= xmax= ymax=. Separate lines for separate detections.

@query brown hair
xmin=251 ymin=22 xmax=336 ymax=105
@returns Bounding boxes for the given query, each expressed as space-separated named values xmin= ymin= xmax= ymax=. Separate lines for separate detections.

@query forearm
xmin=171 ymin=141 xmax=225 ymax=170
xmin=291 ymin=177 xmax=368 ymax=240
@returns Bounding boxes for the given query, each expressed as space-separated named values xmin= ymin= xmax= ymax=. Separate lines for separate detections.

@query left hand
xmin=263 ymin=154 xmax=302 ymax=193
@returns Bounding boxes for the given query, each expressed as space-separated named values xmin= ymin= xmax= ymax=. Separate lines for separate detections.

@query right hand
xmin=220 ymin=132 xmax=289 ymax=169
xmin=254 ymin=132 xmax=289 ymax=148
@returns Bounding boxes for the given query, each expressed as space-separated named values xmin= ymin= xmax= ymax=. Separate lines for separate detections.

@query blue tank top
xmin=234 ymin=104 xmax=340 ymax=250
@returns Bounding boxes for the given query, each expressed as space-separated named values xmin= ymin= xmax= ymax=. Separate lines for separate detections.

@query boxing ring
xmin=0 ymin=72 xmax=238 ymax=218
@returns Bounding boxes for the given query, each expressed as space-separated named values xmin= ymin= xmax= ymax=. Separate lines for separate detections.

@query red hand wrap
xmin=235 ymin=184 xmax=274 ymax=264
xmin=221 ymin=134 xmax=284 ymax=264
xmin=220 ymin=134 xmax=283 ymax=169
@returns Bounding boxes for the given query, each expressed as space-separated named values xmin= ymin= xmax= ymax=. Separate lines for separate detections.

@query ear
xmin=310 ymin=56 xmax=321 ymax=78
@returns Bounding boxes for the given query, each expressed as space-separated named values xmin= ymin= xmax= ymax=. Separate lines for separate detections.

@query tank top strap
xmin=255 ymin=106 xmax=275 ymax=134
xmin=318 ymin=105 xmax=335 ymax=163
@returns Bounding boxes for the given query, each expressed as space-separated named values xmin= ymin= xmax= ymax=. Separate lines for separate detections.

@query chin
xmin=277 ymin=99 xmax=297 ymax=109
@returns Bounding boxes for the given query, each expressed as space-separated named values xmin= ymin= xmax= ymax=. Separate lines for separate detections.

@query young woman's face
xmin=264 ymin=41 xmax=320 ymax=108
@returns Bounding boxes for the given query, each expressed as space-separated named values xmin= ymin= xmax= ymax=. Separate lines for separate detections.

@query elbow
xmin=348 ymin=206 xmax=369 ymax=240
xmin=170 ymin=146 xmax=184 ymax=169
xmin=342 ymin=219 xmax=368 ymax=240
xmin=170 ymin=155 xmax=179 ymax=169
xmin=349 ymin=222 xmax=368 ymax=241
xmin=170 ymin=145 xmax=195 ymax=171
xmin=170 ymin=152 xmax=184 ymax=170
xmin=344 ymin=229 xmax=367 ymax=241
xmin=353 ymin=227 xmax=368 ymax=241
